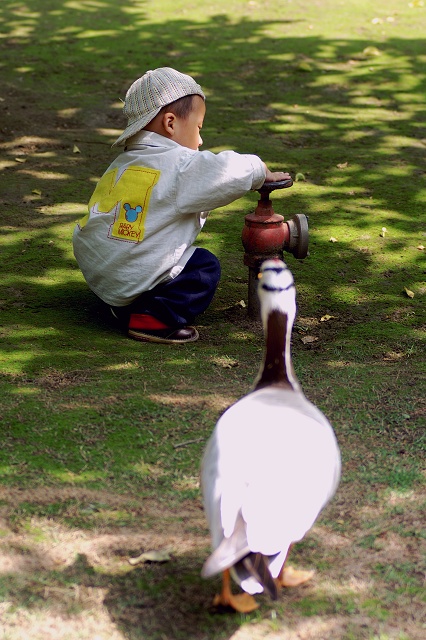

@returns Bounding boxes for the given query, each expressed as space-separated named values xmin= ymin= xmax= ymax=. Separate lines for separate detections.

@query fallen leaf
xmin=15 ymin=157 xmax=26 ymax=163
xmin=320 ymin=314 xmax=334 ymax=322
xmin=337 ymin=162 xmax=348 ymax=169
xmin=363 ymin=46 xmax=381 ymax=57
xmin=218 ymin=360 xmax=239 ymax=369
xmin=329 ymin=237 xmax=338 ymax=243
xmin=404 ymin=288 xmax=415 ymax=299
xmin=417 ymin=244 xmax=424 ymax=250
xmin=32 ymin=189 xmax=42 ymax=195
xmin=301 ymin=335 xmax=318 ymax=344
xmin=128 ymin=549 xmax=172 ymax=566
xmin=73 ymin=144 xmax=81 ymax=153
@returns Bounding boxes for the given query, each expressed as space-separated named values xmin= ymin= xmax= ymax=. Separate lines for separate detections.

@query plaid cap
xmin=112 ymin=67 xmax=205 ymax=147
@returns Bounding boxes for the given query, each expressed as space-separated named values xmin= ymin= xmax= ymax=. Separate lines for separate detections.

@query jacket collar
xmin=125 ymin=130 xmax=178 ymax=149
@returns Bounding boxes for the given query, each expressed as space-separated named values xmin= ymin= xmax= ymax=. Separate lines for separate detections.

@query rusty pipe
xmin=242 ymin=179 xmax=309 ymax=318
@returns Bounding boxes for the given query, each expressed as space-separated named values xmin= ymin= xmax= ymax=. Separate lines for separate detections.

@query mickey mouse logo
xmin=123 ymin=203 xmax=142 ymax=223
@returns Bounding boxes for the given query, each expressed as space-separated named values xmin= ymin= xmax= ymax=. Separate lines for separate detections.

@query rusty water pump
xmin=241 ymin=178 xmax=309 ymax=318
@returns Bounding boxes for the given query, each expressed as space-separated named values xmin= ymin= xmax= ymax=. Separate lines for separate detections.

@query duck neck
xmin=254 ymin=310 xmax=300 ymax=392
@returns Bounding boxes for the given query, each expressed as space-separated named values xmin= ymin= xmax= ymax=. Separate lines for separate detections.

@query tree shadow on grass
xmin=1 ymin=0 xmax=424 ymax=350
xmin=0 ymin=547 xmax=310 ymax=639
xmin=1 ymin=513 xmax=424 ymax=640
xmin=0 ymin=485 xmax=253 ymax=640
xmin=0 ymin=5 xmax=424 ymax=637
xmin=1 ymin=547 xmax=244 ymax=640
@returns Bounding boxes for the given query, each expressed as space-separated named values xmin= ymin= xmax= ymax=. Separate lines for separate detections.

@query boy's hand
xmin=263 ymin=166 xmax=292 ymax=183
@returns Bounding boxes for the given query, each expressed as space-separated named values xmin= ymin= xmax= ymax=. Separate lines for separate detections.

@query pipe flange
xmin=286 ymin=214 xmax=309 ymax=259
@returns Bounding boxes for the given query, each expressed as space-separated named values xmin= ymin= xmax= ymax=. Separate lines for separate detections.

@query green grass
xmin=0 ymin=0 xmax=425 ymax=638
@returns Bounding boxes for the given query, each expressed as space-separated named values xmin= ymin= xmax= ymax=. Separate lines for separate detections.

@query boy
xmin=73 ymin=67 xmax=290 ymax=344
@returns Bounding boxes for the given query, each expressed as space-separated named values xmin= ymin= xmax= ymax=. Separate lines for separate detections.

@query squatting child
xmin=73 ymin=67 xmax=291 ymax=344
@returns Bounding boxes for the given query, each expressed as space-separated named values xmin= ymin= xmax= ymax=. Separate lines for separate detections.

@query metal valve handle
xmin=258 ymin=178 xmax=293 ymax=198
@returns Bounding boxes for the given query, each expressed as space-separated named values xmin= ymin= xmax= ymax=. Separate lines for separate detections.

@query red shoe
xmin=128 ymin=314 xmax=199 ymax=344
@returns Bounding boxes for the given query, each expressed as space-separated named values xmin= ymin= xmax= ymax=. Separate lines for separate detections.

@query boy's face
xmin=172 ymin=95 xmax=206 ymax=151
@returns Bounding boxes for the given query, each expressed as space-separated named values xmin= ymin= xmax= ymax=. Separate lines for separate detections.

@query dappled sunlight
xmin=228 ymin=616 xmax=360 ymax=640
xmin=49 ymin=468 xmax=109 ymax=484
xmin=377 ymin=133 xmax=426 ymax=153
xmin=172 ymin=475 xmax=200 ymax=492
xmin=96 ymin=127 xmax=122 ymax=137
xmin=75 ymin=28 xmax=118 ymax=38
xmin=0 ymin=2 xmax=424 ymax=638
xmin=149 ymin=392 xmax=234 ymax=413
xmin=3 ymin=482 xmax=419 ymax=640
xmin=129 ymin=459 xmax=166 ymax=480
xmin=57 ymin=107 xmax=81 ymax=119
xmin=1 ymin=346 xmax=41 ymax=368
xmin=386 ymin=488 xmax=418 ymax=505
xmin=64 ymin=0 xmax=115 ymax=12
xmin=328 ymin=283 xmax=367 ymax=304
xmin=14 ymin=65 xmax=34 ymax=73
xmin=0 ymin=550 xmax=50 ymax=576
xmin=2 ymin=23 xmax=35 ymax=39
xmin=6 ymin=386 xmax=39 ymax=396
xmin=99 ymin=361 xmax=141 ymax=371
xmin=0 ymin=604 xmax=126 ymax=640
xmin=0 ymin=494 xmax=208 ymax=576
xmin=0 ymin=159 xmax=17 ymax=170
xmin=12 ymin=271 xmax=82 ymax=286
xmin=18 ymin=168 xmax=71 ymax=180
xmin=228 ymin=329 xmax=259 ymax=342
xmin=0 ymin=496 xmax=210 ymax=638
xmin=0 ymin=600 xmax=126 ymax=640
xmin=312 ymin=526 xmax=352 ymax=551
xmin=38 ymin=201 xmax=87 ymax=214
xmin=0 ymin=136 xmax=61 ymax=151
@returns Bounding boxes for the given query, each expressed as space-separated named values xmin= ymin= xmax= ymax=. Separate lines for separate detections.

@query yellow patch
xmin=81 ymin=165 xmax=160 ymax=243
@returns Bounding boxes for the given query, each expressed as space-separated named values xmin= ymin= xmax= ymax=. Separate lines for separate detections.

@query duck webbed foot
xmin=212 ymin=569 xmax=259 ymax=613
xmin=277 ymin=565 xmax=315 ymax=588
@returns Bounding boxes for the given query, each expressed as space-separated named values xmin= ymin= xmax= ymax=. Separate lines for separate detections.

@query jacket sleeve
xmin=175 ymin=149 xmax=266 ymax=214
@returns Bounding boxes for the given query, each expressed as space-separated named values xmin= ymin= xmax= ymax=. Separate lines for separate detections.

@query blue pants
xmin=111 ymin=248 xmax=221 ymax=327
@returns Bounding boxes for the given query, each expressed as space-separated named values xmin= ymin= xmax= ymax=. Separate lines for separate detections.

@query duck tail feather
xmin=241 ymin=552 xmax=278 ymax=600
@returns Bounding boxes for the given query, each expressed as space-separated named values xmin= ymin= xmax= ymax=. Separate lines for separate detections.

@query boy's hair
xmin=158 ymin=94 xmax=197 ymax=120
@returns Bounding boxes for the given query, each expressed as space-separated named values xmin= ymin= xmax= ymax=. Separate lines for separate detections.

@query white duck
xmin=201 ymin=259 xmax=341 ymax=613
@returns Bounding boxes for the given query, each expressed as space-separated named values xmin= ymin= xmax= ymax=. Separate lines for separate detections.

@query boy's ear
xmin=162 ymin=111 xmax=177 ymax=136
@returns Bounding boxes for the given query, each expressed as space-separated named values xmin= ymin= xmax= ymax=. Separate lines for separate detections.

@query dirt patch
xmin=1 ymin=479 xmax=424 ymax=639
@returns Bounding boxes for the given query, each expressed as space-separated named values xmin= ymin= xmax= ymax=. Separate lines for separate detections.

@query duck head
xmin=254 ymin=259 xmax=300 ymax=392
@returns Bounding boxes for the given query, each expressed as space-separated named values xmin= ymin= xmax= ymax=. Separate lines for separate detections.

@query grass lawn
xmin=0 ymin=0 xmax=425 ymax=638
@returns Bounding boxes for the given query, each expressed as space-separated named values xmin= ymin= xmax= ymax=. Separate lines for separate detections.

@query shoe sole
xmin=128 ymin=328 xmax=199 ymax=344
